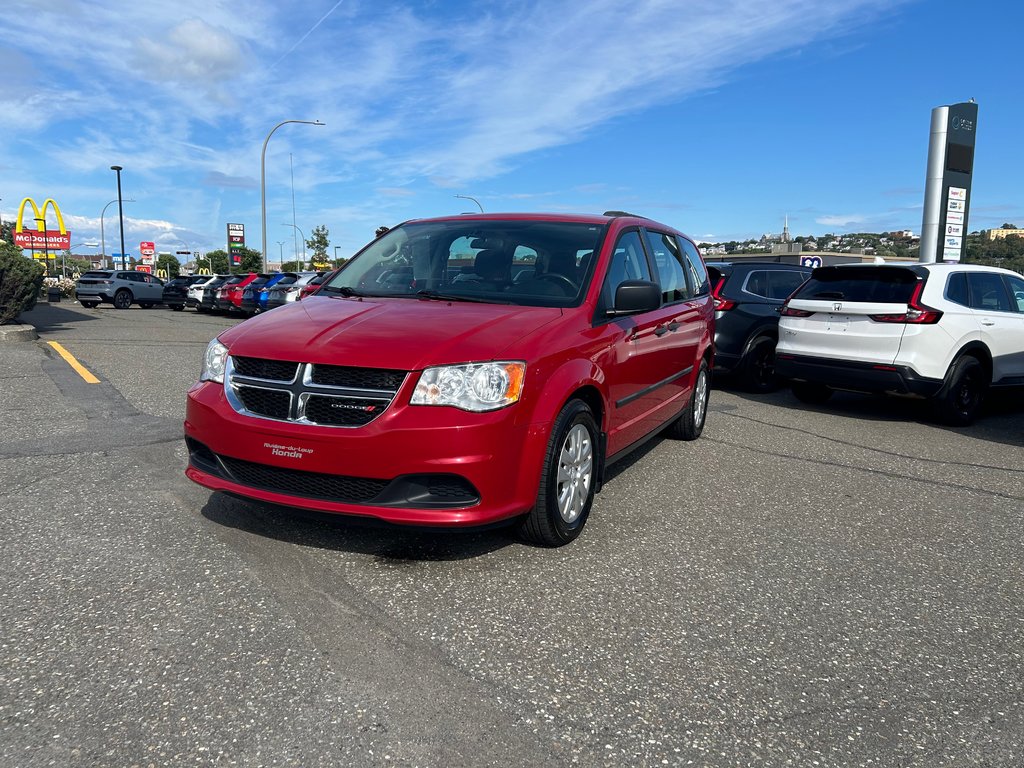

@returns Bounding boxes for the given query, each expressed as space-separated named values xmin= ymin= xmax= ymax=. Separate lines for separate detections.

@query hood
xmin=219 ymin=295 xmax=564 ymax=370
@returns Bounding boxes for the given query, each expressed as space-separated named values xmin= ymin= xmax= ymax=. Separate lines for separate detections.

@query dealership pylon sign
xmin=13 ymin=197 xmax=71 ymax=253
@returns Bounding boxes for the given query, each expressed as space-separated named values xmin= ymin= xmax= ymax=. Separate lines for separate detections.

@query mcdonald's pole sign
xmin=13 ymin=197 xmax=71 ymax=254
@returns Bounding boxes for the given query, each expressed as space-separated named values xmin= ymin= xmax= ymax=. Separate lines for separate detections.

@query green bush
xmin=0 ymin=247 xmax=45 ymax=325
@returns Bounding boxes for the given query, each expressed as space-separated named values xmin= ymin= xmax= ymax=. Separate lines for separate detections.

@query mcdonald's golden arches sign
xmin=13 ymin=197 xmax=71 ymax=255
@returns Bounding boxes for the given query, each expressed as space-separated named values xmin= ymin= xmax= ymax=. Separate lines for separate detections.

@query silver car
xmin=265 ymin=271 xmax=323 ymax=309
xmin=75 ymin=270 xmax=166 ymax=309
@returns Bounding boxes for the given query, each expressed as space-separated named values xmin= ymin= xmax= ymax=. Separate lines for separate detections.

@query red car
xmin=214 ymin=272 xmax=258 ymax=313
xmin=185 ymin=212 xmax=714 ymax=546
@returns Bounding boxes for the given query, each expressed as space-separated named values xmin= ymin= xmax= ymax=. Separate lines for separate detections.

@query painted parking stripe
xmin=47 ymin=341 xmax=101 ymax=384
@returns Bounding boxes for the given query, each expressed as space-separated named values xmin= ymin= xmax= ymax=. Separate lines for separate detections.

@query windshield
xmin=322 ymin=219 xmax=607 ymax=307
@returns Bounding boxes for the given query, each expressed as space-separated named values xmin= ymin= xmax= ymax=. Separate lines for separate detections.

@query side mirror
xmin=609 ymin=280 xmax=662 ymax=315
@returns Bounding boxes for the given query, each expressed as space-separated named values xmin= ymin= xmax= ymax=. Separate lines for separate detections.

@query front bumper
xmin=776 ymin=353 xmax=944 ymax=398
xmin=184 ymin=380 xmax=549 ymax=527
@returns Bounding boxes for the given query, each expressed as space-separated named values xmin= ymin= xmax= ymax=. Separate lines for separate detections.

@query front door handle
xmin=654 ymin=324 xmax=669 ymax=337
xmin=667 ymin=321 xmax=680 ymax=331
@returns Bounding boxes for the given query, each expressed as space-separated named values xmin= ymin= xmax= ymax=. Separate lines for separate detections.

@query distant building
xmin=985 ymin=227 xmax=1024 ymax=240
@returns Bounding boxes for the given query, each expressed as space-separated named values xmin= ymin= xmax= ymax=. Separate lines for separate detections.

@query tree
xmin=236 ymin=246 xmax=264 ymax=274
xmin=1001 ymin=223 xmax=1018 ymax=229
xmin=154 ymin=253 xmax=181 ymax=279
xmin=0 ymin=243 xmax=45 ymax=324
xmin=281 ymin=260 xmax=306 ymax=272
xmin=307 ymin=225 xmax=330 ymax=267
xmin=196 ymin=250 xmax=230 ymax=274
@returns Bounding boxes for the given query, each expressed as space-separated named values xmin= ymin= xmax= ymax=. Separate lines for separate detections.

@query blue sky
xmin=2 ymin=0 xmax=1022 ymax=262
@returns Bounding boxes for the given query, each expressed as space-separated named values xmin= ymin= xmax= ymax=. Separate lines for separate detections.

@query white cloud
xmin=817 ymin=214 xmax=867 ymax=227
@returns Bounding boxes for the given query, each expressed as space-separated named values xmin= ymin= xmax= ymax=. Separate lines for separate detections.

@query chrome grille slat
xmin=225 ymin=357 xmax=405 ymax=428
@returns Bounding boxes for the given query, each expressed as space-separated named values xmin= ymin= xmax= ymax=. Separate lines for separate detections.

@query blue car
xmin=239 ymin=272 xmax=298 ymax=315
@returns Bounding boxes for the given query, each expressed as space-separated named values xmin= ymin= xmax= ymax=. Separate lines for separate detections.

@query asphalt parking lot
xmin=2 ymin=300 xmax=1023 ymax=767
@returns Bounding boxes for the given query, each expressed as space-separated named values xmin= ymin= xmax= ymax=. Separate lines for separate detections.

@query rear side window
xmin=968 ymin=272 xmax=1013 ymax=312
xmin=644 ymin=230 xmax=691 ymax=303
xmin=946 ymin=272 xmax=969 ymax=306
xmin=678 ymin=238 xmax=710 ymax=296
xmin=742 ymin=269 xmax=808 ymax=300
xmin=794 ymin=267 xmax=918 ymax=303
xmin=1007 ymin=274 xmax=1024 ymax=312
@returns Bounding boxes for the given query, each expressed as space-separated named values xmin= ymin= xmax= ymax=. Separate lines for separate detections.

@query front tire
xmin=667 ymin=360 xmax=710 ymax=441
xmin=932 ymin=356 xmax=987 ymax=426
xmin=519 ymin=399 xmax=598 ymax=547
xmin=81 ymin=301 xmax=98 ymax=309
xmin=113 ymin=289 xmax=133 ymax=310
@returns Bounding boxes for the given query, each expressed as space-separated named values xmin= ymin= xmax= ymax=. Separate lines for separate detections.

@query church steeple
xmin=782 ymin=215 xmax=791 ymax=243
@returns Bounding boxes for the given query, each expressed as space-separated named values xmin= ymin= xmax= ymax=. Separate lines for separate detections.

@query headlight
xmin=411 ymin=362 xmax=526 ymax=412
xmin=200 ymin=338 xmax=229 ymax=383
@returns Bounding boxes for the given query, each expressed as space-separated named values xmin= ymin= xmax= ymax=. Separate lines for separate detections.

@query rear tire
xmin=519 ymin=399 xmax=598 ymax=547
xmin=113 ymin=290 xmax=132 ymax=309
xmin=172 ymin=304 xmax=184 ymax=311
xmin=667 ymin=360 xmax=709 ymax=441
xmin=932 ymin=356 xmax=987 ymax=426
xmin=739 ymin=336 xmax=779 ymax=393
xmin=791 ymin=381 xmax=833 ymax=405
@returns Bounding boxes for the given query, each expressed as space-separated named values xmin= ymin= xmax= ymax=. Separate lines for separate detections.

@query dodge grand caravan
xmin=185 ymin=212 xmax=714 ymax=546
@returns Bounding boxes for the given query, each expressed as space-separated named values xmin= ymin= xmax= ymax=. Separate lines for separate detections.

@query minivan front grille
xmin=225 ymin=357 xmax=406 ymax=428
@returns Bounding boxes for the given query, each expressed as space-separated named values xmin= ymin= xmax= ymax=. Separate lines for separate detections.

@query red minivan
xmin=214 ymin=272 xmax=258 ymax=313
xmin=185 ymin=213 xmax=714 ymax=546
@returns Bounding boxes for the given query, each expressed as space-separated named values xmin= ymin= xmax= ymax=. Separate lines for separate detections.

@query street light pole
xmin=277 ymin=241 xmax=285 ymax=265
xmin=260 ymin=119 xmax=324 ymax=273
xmin=110 ymin=165 xmax=126 ymax=267
xmin=282 ymin=223 xmax=306 ymax=268
xmin=100 ymin=197 xmax=134 ymax=269
xmin=455 ymin=194 xmax=484 ymax=213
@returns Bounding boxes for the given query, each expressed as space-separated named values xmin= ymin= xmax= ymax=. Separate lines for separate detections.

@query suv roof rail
xmin=602 ymin=210 xmax=647 ymax=219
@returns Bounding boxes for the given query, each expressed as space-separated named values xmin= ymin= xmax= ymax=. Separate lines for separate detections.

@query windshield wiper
xmin=322 ymin=285 xmax=363 ymax=297
xmin=415 ymin=289 xmax=509 ymax=304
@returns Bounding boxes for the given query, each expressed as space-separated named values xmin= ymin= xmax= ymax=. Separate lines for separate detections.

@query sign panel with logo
xmin=136 ymin=264 xmax=153 ymax=274
xmin=13 ymin=197 xmax=71 ymax=251
xmin=140 ymin=241 xmax=155 ymax=256
xmin=227 ymin=223 xmax=245 ymax=266
xmin=922 ymin=102 xmax=977 ymax=263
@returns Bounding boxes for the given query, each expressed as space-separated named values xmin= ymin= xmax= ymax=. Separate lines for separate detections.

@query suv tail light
xmin=711 ymin=276 xmax=735 ymax=311
xmin=780 ymin=304 xmax=813 ymax=317
xmin=869 ymin=282 xmax=943 ymax=324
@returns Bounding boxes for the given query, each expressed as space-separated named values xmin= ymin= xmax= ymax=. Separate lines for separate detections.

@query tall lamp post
xmin=282 ymin=223 xmax=306 ymax=267
xmin=261 ymin=119 xmax=324 ymax=273
xmin=100 ymin=197 xmax=134 ymax=268
xmin=277 ymin=241 xmax=285 ymax=266
xmin=110 ymin=165 xmax=126 ymax=268
xmin=455 ymin=194 xmax=484 ymax=213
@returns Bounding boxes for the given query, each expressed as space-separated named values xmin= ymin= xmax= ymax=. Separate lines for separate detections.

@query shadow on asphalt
xmin=20 ymin=301 xmax=102 ymax=332
xmin=201 ymin=492 xmax=521 ymax=561
xmin=198 ymin=435 xmax=666 ymax=562
xmin=715 ymin=377 xmax=1024 ymax=447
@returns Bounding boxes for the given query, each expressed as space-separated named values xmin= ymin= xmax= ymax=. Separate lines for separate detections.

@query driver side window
xmin=601 ymin=230 xmax=652 ymax=309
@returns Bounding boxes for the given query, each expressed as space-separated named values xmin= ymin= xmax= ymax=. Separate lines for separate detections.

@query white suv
xmin=775 ymin=262 xmax=1024 ymax=425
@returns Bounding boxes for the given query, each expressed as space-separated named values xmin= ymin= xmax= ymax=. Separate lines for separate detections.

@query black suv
xmin=706 ymin=261 xmax=811 ymax=391
xmin=162 ymin=275 xmax=209 ymax=311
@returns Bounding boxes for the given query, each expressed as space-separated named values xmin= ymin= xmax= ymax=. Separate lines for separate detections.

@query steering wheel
xmin=535 ymin=272 xmax=578 ymax=294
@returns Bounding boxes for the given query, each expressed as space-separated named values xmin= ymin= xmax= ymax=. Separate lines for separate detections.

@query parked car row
xmin=74 ymin=270 xmax=331 ymax=316
xmin=708 ymin=259 xmax=1024 ymax=426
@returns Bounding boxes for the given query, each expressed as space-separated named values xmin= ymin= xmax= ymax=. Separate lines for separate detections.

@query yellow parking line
xmin=47 ymin=341 xmax=101 ymax=384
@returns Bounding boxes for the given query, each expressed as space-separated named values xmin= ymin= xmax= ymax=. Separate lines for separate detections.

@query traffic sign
xmin=800 ymin=256 xmax=822 ymax=268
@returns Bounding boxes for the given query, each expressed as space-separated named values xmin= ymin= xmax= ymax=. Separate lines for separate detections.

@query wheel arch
xmin=949 ymin=341 xmax=992 ymax=383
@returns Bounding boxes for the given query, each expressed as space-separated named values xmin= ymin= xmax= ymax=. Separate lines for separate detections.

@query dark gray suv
xmin=75 ymin=270 xmax=166 ymax=309
xmin=707 ymin=261 xmax=811 ymax=391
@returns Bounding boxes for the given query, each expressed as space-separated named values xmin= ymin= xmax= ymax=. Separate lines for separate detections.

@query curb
xmin=0 ymin=323 xmax=39 ymax=343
